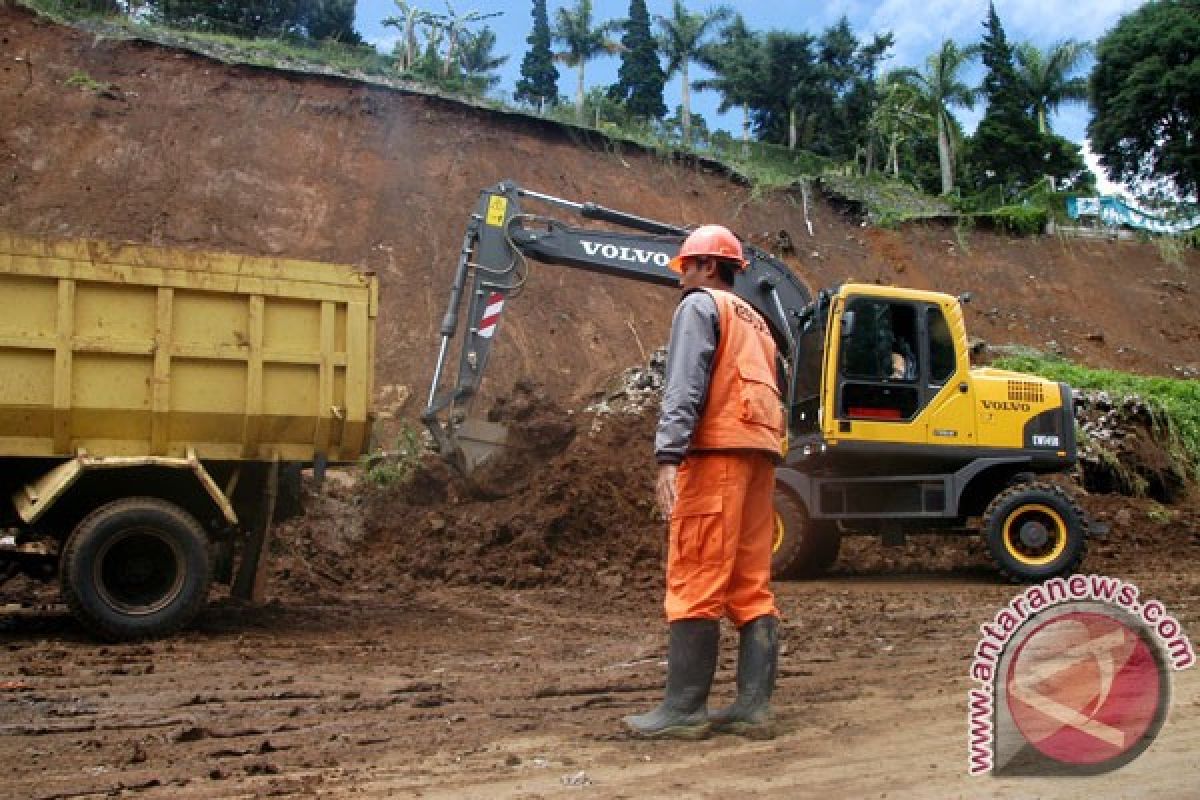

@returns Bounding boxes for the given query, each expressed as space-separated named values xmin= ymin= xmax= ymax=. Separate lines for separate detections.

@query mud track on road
xmin=4 ymin=498 xmax=1198 ymax=798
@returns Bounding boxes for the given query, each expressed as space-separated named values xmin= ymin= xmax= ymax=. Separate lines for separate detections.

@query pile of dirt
xmin=269 ymin=380 xmax=666 ymax=602
xmin=1085 ymin=493 xmax=1200 ymax=573
xmin=1074 ymin=390 xmax=1190 ymax=502
xmin=267 ymin=481 xmax=370 ymax=603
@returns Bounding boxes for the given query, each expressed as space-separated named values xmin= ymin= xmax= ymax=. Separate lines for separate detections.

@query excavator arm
xmin=423 ymin=180 xmax=817 ymax=471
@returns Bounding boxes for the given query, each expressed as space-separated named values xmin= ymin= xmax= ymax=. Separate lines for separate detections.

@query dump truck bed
xmin=0 ymin=233 xmax=376 ymax=462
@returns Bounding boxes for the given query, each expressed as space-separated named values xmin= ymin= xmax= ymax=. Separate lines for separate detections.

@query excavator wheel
xmin=982 ymin=482 xmax=1087 ymax=583
xmin=772 ymin=487 xmax=840 ymax=579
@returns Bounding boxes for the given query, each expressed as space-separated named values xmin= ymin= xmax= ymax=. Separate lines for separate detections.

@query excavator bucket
xmin=451 ymin=417 xmax=509 ymax=474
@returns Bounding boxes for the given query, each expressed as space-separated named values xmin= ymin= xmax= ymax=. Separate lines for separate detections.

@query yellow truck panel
xmin=0 ymin=233 xmax=377 ymax=462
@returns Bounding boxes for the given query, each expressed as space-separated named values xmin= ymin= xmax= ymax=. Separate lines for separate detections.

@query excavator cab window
xmin=837 ymin=297 xmax=921 ymax=421
xmin=928 ymin=306 xmax=956 ymax=384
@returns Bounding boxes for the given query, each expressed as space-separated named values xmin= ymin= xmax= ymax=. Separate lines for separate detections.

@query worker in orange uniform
xmin=623 ymin=224 xmax=784 ymax=740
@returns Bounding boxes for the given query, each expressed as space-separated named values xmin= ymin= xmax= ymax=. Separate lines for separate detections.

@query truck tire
xmin=772 ymin=488 xmax=840 ymax=579
xmin=982 ymin=482 xmax=1087 ymax=583
xmin=60 ymin=498 xmax=212 ymax=641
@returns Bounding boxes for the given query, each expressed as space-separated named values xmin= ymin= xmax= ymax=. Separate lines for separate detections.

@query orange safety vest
xmin=689 ymin=288 xmax=784 ymax=456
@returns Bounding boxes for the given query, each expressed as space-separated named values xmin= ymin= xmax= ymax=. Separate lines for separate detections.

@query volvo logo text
xmin=580 ymin=240 xmax=671 ymax=267
xmin=982 ymin=400 xmax=1032 ymax=413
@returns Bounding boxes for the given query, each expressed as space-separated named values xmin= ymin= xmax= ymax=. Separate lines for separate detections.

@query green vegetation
xmin=722 ymin=142 xmax=834 ymax=190
xmin=967 ymin=4 xmax=1053 ymax=194
xmin=164 ymin=30 xmax=392 ymax=75
xmin=361 ymin=425 xmax=425 ymax=488
xmin=1146 ymin=504 xmax=1175 ymax=525
xmin=553 ymin=0 xmax=621 ymax=124
xmin=1089 ymin=0 xmax=1200 ymax=200
xmin=513 ymin=0 xmax=557 ymax=109
xmin=994 ymin=353 xmax=1200 ymax=480
xmin=975 ymin=204 xmax=1048 ymax=235
xmin=654 ymin=0 xmax=729 ymax=147
xmin=819 ymin=171 xmax=956 ymax=223
xmin=607 ymin=0 xmax=665 ymax=121
xmin=1155 ymin=235 xmax=1188 ymax=268
xmin=63 ymin=69 xmax=112 ymax=93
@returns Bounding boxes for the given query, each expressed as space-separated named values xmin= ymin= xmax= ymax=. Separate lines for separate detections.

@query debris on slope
xmin=584 ymin=348 xmax=666 ymax=418
xmin=1073 ymin=390 xmax=1189 ymax=502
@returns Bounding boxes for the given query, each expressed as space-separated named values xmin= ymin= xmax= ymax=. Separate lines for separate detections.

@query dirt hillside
xmin=2 ymin=3 xmax=1197 ymax=425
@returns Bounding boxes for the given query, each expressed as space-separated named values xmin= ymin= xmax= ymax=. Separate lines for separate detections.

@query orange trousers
xmin=665 ymin=451 xmax=779 ymax=625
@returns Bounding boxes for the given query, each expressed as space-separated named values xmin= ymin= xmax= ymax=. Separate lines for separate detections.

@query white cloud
xmin=866 ymin=0 xmax=990 ymax=67
xmin=862 ymin=0 xmax=1143 ymax=70
xmin=989 ymin=0 xmax=1143 ymax=43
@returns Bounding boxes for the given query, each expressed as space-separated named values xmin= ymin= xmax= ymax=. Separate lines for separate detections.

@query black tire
xmin=60 ymin=498 xmax=212 ymax=641
xmin=982 ymin=482 xmax=1087 ymax=583
xmin=772 ymin=487 xmax=841 ymax=579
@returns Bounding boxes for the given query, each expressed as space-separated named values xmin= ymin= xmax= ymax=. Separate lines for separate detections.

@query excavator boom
xmin=422 ymin=181 xmax=815 ymax=471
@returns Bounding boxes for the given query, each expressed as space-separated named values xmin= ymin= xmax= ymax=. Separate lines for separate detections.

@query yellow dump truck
xmin=0 ymin=233 xmax=376 ymax=639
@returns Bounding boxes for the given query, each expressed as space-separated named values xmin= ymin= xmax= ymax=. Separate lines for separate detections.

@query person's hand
xmin=656 ymin=464 xmax=678 ymax=519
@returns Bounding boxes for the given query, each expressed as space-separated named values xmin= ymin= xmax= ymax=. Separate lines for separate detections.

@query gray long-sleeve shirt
xmin=655 ymin=290 xmax=719 ymax=465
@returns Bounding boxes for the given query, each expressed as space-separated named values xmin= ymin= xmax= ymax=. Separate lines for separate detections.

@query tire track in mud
xmin=4 ymin=566 xmax=1198 ymax=797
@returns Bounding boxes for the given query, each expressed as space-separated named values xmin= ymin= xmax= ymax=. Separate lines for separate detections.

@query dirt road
xmin=4 ymin=504 xmax=1198 ymax=799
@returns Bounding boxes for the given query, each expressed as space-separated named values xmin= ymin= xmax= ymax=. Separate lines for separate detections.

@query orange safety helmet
xmin=668 ymin=224 xmax=748 ymax=273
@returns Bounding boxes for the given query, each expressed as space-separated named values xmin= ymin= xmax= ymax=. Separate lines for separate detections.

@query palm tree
xmin=553 ymin=0 xmax=622 ymax=124
xmin=383 ymin=1 xmax=435 ymax=72
xmin=459 ymin=26 xmax=509 ymax=94
xmin=694 ymin=13 xmax=761 ymax=155
xmin=656 ymin=0 xmax=731 ymax=146
xmin=870 ymin=73 xmax=926 ymax=178
xmin=892 ymin=39 xmax=979 ymax=195
xmin=1014 ymin=39 xmax=1092 ymax=134
xmin=440 ymin=2 xmax=503 ymax=78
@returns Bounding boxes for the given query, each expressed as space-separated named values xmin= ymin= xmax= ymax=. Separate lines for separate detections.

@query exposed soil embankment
xmin=2 ymin=3 xmax=1198 ymax=434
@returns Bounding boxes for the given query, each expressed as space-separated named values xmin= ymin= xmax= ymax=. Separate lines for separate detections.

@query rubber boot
xmin=709 ymin=614 xmax=779 ymax=739
xmin=622 ymin=619 xmax=719 ymax=739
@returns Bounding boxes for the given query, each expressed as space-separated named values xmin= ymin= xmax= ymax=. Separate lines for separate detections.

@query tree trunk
xmin=889 ymin=136 xmax=900 ymax=178
xmin=936 ymin=111 xmax=954 ymax=195
xmin=788 ymin=107 xmax=797 ymax=151
xmin=1037 ymin=106 xmax=1047 ymax=135
xmin=740 ymin=103 xmax=750 ymax=158
xmin=680 ymin=62 xmax=691 ymax=146
xmin=575 ymin=63 xmax=586 ymax=124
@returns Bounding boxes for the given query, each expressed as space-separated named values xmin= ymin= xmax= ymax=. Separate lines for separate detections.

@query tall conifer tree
xmin=609 ymin=0 xmax=666 ymax=120
xmin=515 ymin=0 xmax=559 ymax=109
xmin=967 ymin=3 xmax=1045 ymax=191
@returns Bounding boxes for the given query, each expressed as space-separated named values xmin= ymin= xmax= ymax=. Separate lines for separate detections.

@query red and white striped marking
xmin=476 ymin=292 xmax=505 ymax=339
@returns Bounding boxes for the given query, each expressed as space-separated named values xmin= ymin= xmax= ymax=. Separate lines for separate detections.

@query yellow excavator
xmin=423 ymin=181 xmax=1095 ymax=582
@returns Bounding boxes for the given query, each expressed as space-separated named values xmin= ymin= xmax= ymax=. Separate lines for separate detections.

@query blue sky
xmin=356 ymin=1 xmax=1148 ymax=188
